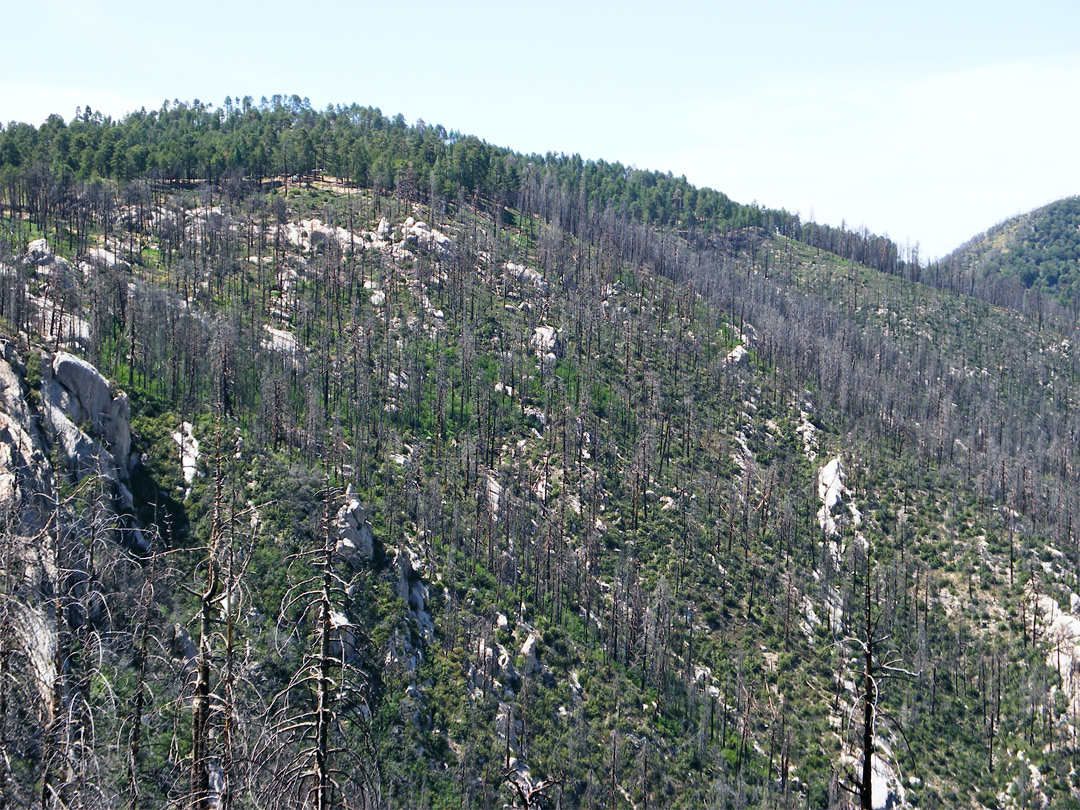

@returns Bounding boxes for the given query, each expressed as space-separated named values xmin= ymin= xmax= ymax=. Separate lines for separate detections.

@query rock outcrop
xmin=336 ymin=486 xmax=375 ymax=563
xmin=725 ymin=344 xmax=749 ymax=365
xmin=172 ymin=421 xmax=200 ymax=485
xmin=530 ymin=325 xmax=562 ymax=361
xmin=23 ymin=239 xmax=90 ymax=348
xmin=41 ymin=351 xmax=132 ymax=487
xmin=506 ymin=262 xmax=548 ymax=293
xmin=816 ymin=456 xmax=861 ymax=538
xmin=0 ymin=344 xmax=52 ymax=528
xmin=520 ymin=630 xmax=542 ymax=676
xmin=401 ymin=217 xmax=452 ymax=256
xmin=0 ymin=342 xmax=141 ymax=726
xmin=26 ymin=238 xmax=75 ymax=278
xmin=391 ymin=543 xmax=435 ymax=643
xmin=281 ymin=217 xmax=368 ymax=253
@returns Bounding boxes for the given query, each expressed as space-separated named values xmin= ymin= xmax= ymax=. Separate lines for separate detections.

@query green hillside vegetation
xmin=0 ymin=97 xmax=908 ymax=273
xmin=942 ymin=197 xmax=1080 ymax=306
xmin=1 ymin=100 xmax=1079 ymax=810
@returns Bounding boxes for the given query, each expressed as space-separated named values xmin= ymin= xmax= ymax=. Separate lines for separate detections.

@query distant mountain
xmin=943 ymin=196 xmax=1080 ymax=303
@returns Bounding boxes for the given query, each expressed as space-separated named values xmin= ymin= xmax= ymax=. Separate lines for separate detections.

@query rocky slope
xmin=2 ymin=161 xmax=1080 ymax=810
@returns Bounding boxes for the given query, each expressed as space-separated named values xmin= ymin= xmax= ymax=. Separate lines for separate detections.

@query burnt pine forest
xmin=1 ymin=97 xmax=1080 ymax=810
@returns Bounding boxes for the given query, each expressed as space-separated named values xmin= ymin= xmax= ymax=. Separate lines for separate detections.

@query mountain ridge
xmin=942 ymin=196 xmax=1080 ymax=305
xmin=0 ymin=100 xmax=1078 ymax=810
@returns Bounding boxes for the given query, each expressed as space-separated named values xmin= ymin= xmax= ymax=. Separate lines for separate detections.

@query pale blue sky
xmin=3 ymin=1 xmax=1078 ymax=259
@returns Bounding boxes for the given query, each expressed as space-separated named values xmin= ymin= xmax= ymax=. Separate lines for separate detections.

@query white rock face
xmin=814 ymin=455 xmax=866 ymax=634
xmin=725 ymin=345 xmax=749 ymax=365
xmin=0 ymin=350 xmax=51 ymax=523
xmin=818 ymin=457 xmax=845 ymax=529
xmin=53 ymin=353 xmax=113 ymax=429
xmin=14 ymin=602 xmax=58 ymax=719
xmin=469 ymin=638 xmax=517 ymax=694
xmin=870 ymin=750 xmax=905 ymax=810
xmin=23 ymin=240 xmax=89 ymax=348
xmin=795 ymin=409 xmax=818 ymax=461
xmin=28 ymin=291 xmax=90 ymax=348
xmin=26 ymin=239 xmax=75 ymax=279
xmin=521 ymin=630 xmax=542 ymax=675
xmin=506 ymin=262 xmax=548 ymax=293
xmin=336 ymin=487 xmax=375 ymax=563
xmin=816 ymin=457 xmax=861 ymax=538
xmin=172 ymin=422 xmax=200 ymax=485
xmin=379 ymin=532 xmax=437 ymax=675
xmin=0 ymin=344 xmax=127 ymax=723
xmin=43 ymin=402 xmax=110 ymax=482
xmin=26 ymin=238 xmax=52 ymax=263
xmin=530 ymin=325 xmax=561 ymax=360
xmin=0 ymin=342 xmax=159 ymax=741
xmin=486 ymin=473 xmax=503 ymax=517
xmin=86 ymin=247 xmax=123 ymax=268
xmin=1035 ymin=591 xmax=1080 ymax=748
xmin=261 ymin=324 xmax=298 ymax=355
xmin=799 ymin=595 xmax=821 ymax=641
xmin=280 ymin=217 xmax=368 ymax=253
xmin=0 ymin=413 xmax=30 ymax=513
xmin=392 ymin=545 xmax=434 ymax=640
xmin=523 ymin=405 xmax=546 ymax=426
xmin=44 ymin=352 xmax=131 ymax=483
xmin=401 ymin=219 xmax=452 ymax=255
xmin=325 ymin=609 xmax=363 ymax=664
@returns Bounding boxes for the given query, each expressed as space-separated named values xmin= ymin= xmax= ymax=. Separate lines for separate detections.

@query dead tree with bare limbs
xmin=843 ymin=551 xmax=917 ymax=810
xmin=265 ymin=483 xmax=379 ymax=810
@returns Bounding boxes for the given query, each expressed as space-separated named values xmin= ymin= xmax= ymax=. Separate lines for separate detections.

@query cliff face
xmin=0 ymin=341 xmax=58 ymax=719
xmin=0 ymin=338 xmax=136 ymax=729
xmin=0 ymin=237 xmax=136 ymax=527
xmin=41 ymin=350 xmax=134 ymax=499
xmin=0 ymin=342 xmax=52 ymax=532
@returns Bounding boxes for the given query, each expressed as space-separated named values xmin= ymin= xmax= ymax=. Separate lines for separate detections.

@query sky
xmin=2 ymin=0 xmax=1079 ymax=260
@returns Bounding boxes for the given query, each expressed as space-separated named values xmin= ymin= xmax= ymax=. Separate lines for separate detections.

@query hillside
xmin=941 ymin=197 xmax=1080 ymax=305
xmin=1 ymin=102 xmax=1080 ymax=810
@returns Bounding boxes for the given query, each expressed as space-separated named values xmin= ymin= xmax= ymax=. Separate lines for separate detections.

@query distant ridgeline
xmin=941 ymin=197 xmax=1080 ymax=306
xmin=0 ymin=95 xmax=909 ymax=272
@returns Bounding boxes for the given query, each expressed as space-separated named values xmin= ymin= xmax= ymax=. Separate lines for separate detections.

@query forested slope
xmin=1 ymin=102 xmax=1079 ymax=810
xmin=941 ymin=196 xmax=1080 ymax=307
xmin=0 ymin=98 xmax=912 ymax=272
